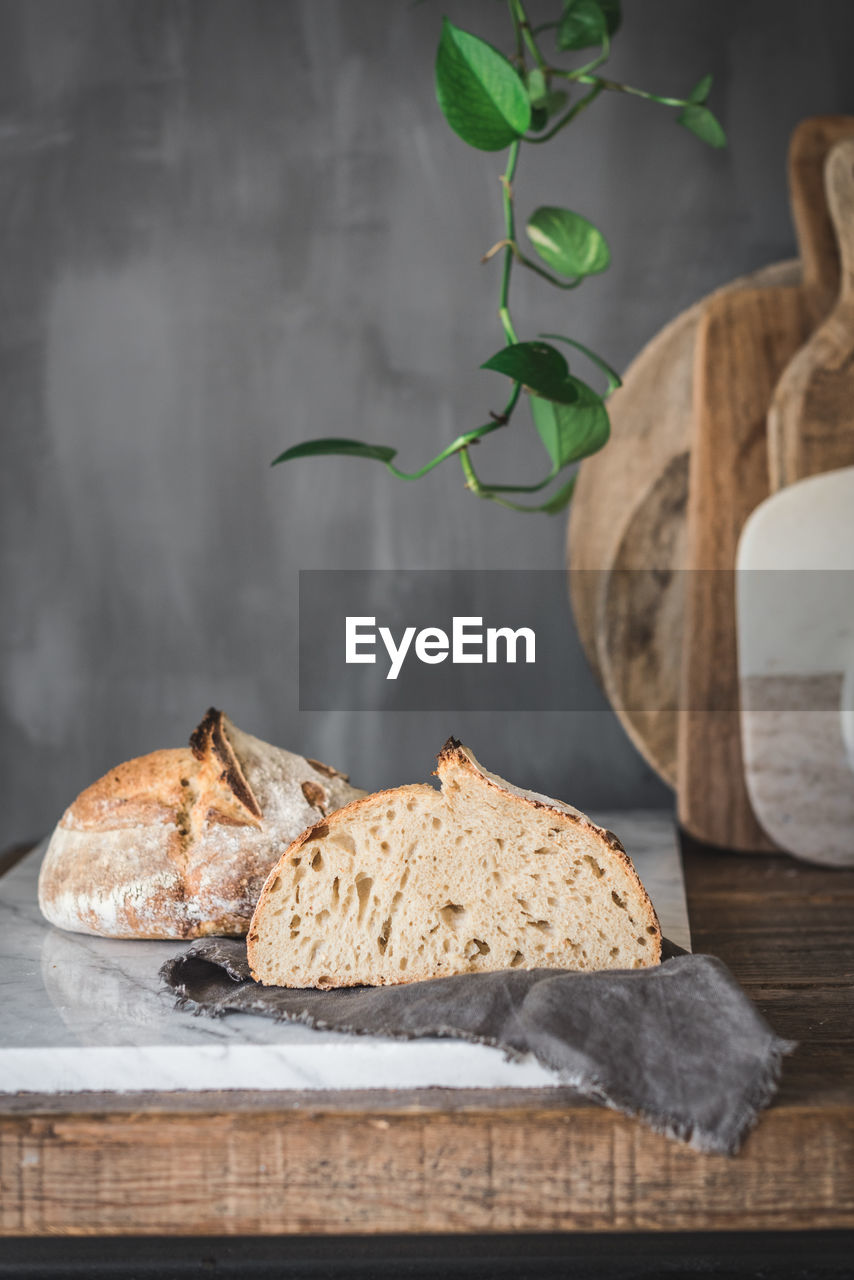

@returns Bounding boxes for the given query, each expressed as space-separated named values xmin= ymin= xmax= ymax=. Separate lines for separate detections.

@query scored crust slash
xmin=189 ymin=707 xmax=263 ymax=822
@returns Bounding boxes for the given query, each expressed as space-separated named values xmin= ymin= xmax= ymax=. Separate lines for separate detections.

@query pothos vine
xmin=274 ymin=0 xmax=725 ymax=513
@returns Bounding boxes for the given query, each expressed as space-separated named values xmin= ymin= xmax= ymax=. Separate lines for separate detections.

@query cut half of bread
xmin=247 ymin=739 xmax=661 ymax=987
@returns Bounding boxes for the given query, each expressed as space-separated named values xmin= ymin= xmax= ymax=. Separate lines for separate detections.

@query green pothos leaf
xmin=597 ymin=0 xmax=622 ymax=38
xmin=677 ymin=102 xmax=727 ymax=148
xmin=540 ymin=333 xmax=622 ymax=395
xmin=687 ymin=73 xmax=714 ymax=104
xmin=481 ymin=341 xmax=579 ymax=404
xmin=272 ymin=439 xmax=397 ymax=466
xmin=529 ymin=380 xmax=610 ymax=469
xmin=538 ymin=472 xmax=578 ymax=514
xmin=556 ymin=0 xmax=620 ymax=51
xmin=527 ymin=206 xmax=610 ymax=278
xmin=435 ymin=19 xmax=531 ymax=151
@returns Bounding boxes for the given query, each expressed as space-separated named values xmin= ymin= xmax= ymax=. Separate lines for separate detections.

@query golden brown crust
xmin=39 ymin=713 xmax=364 ymax=940
xmin=439 ymin=738 xmax=630 ymax=854
xmin=62 ymin=709 xmax=265 ymax=837
xmin=435 ymin=734 xmax=463 ymax=764
xmin=61 ymin=748 xmax=194 ymax=831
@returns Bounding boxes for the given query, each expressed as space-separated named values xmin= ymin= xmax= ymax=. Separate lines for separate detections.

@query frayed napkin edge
xmin=537 ymin=1033 xmax=798 ymax=1156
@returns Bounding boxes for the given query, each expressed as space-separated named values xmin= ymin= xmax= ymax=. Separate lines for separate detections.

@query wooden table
xmin=1 ymin=838 xmax=852 ymax=1238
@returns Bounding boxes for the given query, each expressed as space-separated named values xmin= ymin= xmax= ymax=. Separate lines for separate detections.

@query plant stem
xmin=459 ymin=447 xmax=522 ymax=508
xmin=499 ymin=139 xmax=521 ymax=344
xmin=461 ymin=446 xmax=567 ymax=511
xmin=516 ymin=251 xmax=582 ymax=290
xmin=386 ymin=381 xmax=523 ymax=482
xmin=510 ymin=0 xmax=548 ymax=72
xmin=386 ymin=126 xmax=526 ymax=491
xmin=576 ymin=74 xmax=692 ymax=108
xmin=507 ymin=0 xmax=524 ymax=64
xmin=483 ymin=237 xmax=582 ymax=290
xmin=471 ymin=464 xmax=560 ymax=494
xmin=459 ymin=446 xmax=480 ymax=492
xmin=561 ymin=32 xmax=611 ymax=81
xmin=525 ymin=82 xmax=603 ymax=142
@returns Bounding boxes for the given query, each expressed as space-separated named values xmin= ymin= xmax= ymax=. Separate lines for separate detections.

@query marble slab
xmin=737 ymin=467 xmax=854 ymax=866
xmin=0 ymin=812 xmax=688 ymax=1093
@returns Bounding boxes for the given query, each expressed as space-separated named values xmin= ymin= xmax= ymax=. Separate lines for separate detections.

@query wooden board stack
xmin=568 ymin=116 xmax=854 ymax=855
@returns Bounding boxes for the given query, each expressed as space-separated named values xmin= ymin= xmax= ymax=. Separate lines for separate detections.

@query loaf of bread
xmin=38 ymin=709 xmax=364 ymax=939
xmin=247 ymin=738 xmax=661 ymax=987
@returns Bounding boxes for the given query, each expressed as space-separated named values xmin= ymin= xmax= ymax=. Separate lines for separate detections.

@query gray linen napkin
xmin=160 ymin=938 xmax=794 ymax=1155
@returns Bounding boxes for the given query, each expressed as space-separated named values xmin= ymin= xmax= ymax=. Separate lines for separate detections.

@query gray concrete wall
xmin=3 ymin=0 xmax=854 ymax=843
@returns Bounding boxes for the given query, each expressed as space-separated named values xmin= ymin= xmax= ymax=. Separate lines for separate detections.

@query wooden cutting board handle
xmin=827 ymin=137 xmax=854 ymax=302
xmin=769 ymin=135 xmax=854 ymax=489
xmin=678 ymin=288 xmax=812 ymax=850
xmin=790 ymin=116 xmax=854 ymax=323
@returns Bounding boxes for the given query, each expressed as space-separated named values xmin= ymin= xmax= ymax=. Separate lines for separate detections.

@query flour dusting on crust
xmin=38 ymin=712 xmax=365 ymax=939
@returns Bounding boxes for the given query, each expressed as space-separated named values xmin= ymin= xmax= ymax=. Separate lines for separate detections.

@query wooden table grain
xmin=1 ymin=838 xmax=852 ymax=1237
